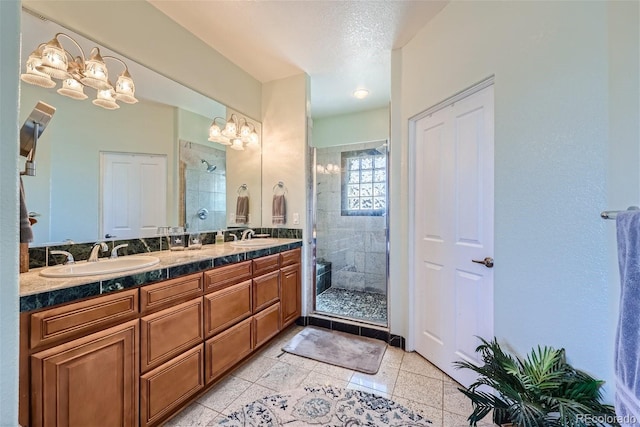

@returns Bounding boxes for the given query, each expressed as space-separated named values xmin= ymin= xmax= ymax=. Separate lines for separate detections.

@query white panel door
xmin=413 ymin=84 xmax=494 ymax=387
xmin=101 ymin=153 xmax=167 ymax=240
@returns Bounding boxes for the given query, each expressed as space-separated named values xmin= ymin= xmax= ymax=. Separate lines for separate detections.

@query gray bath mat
xmin=282 ymin=326 xmax=386 ymax=374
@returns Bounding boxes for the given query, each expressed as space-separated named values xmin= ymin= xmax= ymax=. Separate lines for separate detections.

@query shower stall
xmin=313 ymin=140 xmax=389 ymax=326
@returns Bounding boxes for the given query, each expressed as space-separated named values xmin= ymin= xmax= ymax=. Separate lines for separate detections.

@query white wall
xmin=0 ymin=1 xmax=20 ymax=424
xmin=393 ymin=0 xmax=639 ymax=401
xmin=22 ymin=0 xmax=262 ymax=120
xmin=312 ymin=107 xmax=389 ymax=148
xmin=261 ymin=74 xmax=309 ymax=229
xmin=261 ymin=74 xmax=310 ymax=312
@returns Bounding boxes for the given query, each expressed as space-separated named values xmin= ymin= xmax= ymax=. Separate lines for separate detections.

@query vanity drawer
xmin=252 ymin=254 xmax=280 ymax=276
xmin=204 ymin=261 xmax=252 ymax=293
xmin=30 ymin=288 xmax=138 ymax=350
xmin=140 ymin=273 xmax=203 ymax=314
xmin=252 ymin=271 xmax=280 ymax=313
xmin=253 ymin=302 xmax=281 ymax=349
xmin=205 ymin=317 xmax=253 ymax=384
xmin=140 ymin=298 xmax=203 ymax=373
xmin=280 ymin=248 xmax=301 ymax=267
xmin=204 ymin=280 xmax=252 ymax=338
xmin=140 ymin=344 xmax=204 ymax=427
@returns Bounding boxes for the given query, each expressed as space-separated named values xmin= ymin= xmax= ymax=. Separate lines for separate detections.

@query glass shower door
xmin=313 ymin=140 xmax=389 ymax=326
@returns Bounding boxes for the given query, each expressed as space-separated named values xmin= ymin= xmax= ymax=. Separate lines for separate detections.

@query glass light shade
xmin=248 ymin=131 xmax=259 ymax=146
xmin=208 ymin=123 xmax=222 ymax=139
xmin=353 ymin=88 xmax=369 ymax=99
xmin=216 ymin=136 xmax=232 ymax=146
xmin=81 ymin=48 xmax=111 ymax=91
xmin=229 ymin=138 xmax=245 ymax=151
xmin=57 ymin=78 xmax=88 ymax=100
xmin=38 ymin=38 xmax=70 ymax=80
xmin=114 ymin=70 xmax=138 ymax=104
xmin=21 ymin=51 xmax=56 ymax=88
xmin=222 ymin=120 xmax=237 ymax=138
xmin=239 ymin=123 xmax=251 ymax=142
xmin=92 ymin=88 xmax=120 ymax=110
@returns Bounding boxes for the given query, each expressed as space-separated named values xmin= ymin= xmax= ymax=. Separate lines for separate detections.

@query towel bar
xmin=601 ymin=206 xmax=640 ymax=220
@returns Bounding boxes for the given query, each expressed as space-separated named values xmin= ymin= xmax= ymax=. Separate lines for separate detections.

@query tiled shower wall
xmin=181 ymin=142 xmax=227 ymax=232
xmin=316 ymin=142 xmax=387 ymax=294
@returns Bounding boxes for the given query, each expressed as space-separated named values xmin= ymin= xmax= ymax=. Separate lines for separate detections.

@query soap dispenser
xmin=216 ymin=230 xmax=225 ymax=244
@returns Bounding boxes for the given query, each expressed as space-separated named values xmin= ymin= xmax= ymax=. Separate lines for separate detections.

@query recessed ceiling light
xmin=353 ymin=89 xmax=369 ymax=99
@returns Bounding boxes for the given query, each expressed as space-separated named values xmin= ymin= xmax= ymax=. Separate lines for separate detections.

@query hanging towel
xmin=615 ymin=210 xmax=640 ymax=426
xmin=236 ymin=195 xmax=249 ymax=224
xmin=272 ymin=194 xmax=286 ymax=225
xmin=19 ymin=177 xmax=33 ymax=243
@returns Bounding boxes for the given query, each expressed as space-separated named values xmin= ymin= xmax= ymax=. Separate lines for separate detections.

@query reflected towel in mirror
xmin=236 ymin=195 xmax=249 ymax=224
xmin=272 ymin=194 xmax=286 ymax=225
xmin=20 ymin=177 xmax=33 ymax=243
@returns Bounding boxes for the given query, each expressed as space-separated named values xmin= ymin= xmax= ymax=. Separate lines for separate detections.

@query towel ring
xmin=273 ymin=181 xmax=287 ymax=195
xmin=237 ymin=184 xmax=249 ymax=195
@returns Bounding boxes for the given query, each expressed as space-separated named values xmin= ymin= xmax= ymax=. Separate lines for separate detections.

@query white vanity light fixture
xmin=208 ymin=113 xmax=260 ymax=150
xmin=353 ymin=88 xmax=369 ymax=99
xmin=21 ymin=32 xmax=138 ymax=110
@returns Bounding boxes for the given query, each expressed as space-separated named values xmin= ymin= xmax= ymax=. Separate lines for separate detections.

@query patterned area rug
xmin=282 ymin=326 xmax=386 ymax=374
xmin=217 ymin=385 xmax=431 ymax=426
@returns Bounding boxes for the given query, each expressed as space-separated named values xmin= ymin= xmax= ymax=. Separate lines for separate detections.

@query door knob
xmin=472 ymin=257 xmax=494 ymax=268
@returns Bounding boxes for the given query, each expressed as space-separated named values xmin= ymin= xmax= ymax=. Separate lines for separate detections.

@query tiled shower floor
xmin=315 ymin=287 xmax=387 ymax=325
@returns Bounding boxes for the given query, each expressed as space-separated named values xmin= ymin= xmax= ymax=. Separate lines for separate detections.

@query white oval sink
xmin=230 ymin=238 xmax=279 ymax=248
xmin=40 ymin=255 xmax=160 ymax=278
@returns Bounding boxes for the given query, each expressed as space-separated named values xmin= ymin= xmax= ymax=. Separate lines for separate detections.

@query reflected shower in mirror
xmin=20 ymin=9 xmax=262 ymax=246
xmin=180 ymin=141 xmax=227 ymax=232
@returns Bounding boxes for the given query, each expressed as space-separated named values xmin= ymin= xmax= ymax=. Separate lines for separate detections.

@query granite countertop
xmin=20 ymin=239 xmax=303 ymax=312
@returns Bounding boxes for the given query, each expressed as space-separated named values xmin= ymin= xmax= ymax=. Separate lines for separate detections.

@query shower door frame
xmin=311 ymin=140 xmax=390 ymax=328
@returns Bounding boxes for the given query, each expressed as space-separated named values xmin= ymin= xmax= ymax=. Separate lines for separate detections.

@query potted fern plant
xmin=454 ymin=337 xmax=618 ymax=427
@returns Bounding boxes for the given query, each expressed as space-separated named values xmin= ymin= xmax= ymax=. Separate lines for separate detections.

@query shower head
xmin=201 ymin=159 xmax=217 ymax=173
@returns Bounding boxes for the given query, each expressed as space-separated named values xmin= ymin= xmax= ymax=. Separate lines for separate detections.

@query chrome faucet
xmin=241 ymin=229 xmax=255 ymax=240
xmin=88 ymin=242 xmax=108 ymax=262
xmin=50 ymin=250 xmax=75 ymax=265
xmin=110 ymin=243 xmax=129 ymax=259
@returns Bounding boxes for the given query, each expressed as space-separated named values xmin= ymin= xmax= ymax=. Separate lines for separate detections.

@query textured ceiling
xmin=148 ymin=1 xmax=448 ymax=118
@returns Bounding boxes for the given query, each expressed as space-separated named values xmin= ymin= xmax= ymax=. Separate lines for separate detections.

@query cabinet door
xmin=140 ymin=297 xmax=203 ymax=373
xmin=140 ymin=344 xmax=205 ymax=427
xmin=30 ymin=288 xmax=138 ymax=350
xmin=252 ymin=253 xmax=279 ymax=276
xmin=279 ymin=248 xmax=301 ymax=267
xmin=204 ymin=280 xmax=252 ymax=338
xmin=204 ymin=261 xmax=252 ymax=293
xmin=281 ymin=264 xmax=302 ymax=328
xmin=253 ymin=270 xmax=280 ymax=313
xmin=140 ymin=273 xmax=203 ymax=314
xmin=31 ymin=319 xmax=139 ymax=427
xmin=205 ymin=317 xmax=253 ymax=384
xmin=253 ymin=302 xmax=281 ymax=349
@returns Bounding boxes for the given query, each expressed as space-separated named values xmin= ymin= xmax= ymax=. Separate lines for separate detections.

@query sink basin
xmin=40 ymin=255 xmax=160 ymax=278
xmin=230 ymin=238 xmax=279 ymax=248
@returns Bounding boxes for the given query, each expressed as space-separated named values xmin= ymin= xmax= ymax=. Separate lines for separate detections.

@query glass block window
xmin=341 ymin=148 xmax=386 ymax=216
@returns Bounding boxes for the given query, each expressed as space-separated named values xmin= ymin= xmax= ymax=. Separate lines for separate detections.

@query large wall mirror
xmin=20 ymin=10 xmax=262 ymax=246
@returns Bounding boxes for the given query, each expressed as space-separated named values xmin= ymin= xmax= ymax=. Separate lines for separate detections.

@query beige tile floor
xmin=164 ymin=325 xmax=497 ymax=426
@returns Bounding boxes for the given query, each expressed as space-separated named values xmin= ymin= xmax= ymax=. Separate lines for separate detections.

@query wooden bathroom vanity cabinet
xmin=19 ymin=247 xmax=302 ymax=427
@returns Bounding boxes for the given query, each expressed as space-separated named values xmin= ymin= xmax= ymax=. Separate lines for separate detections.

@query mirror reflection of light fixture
xmin=316 ymin=163 xmax=341 ymax=175
xmin=20 ymin=32 xmax=138 ymax=110
xmin=208 ymin=113 xmax=260 ymax=150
